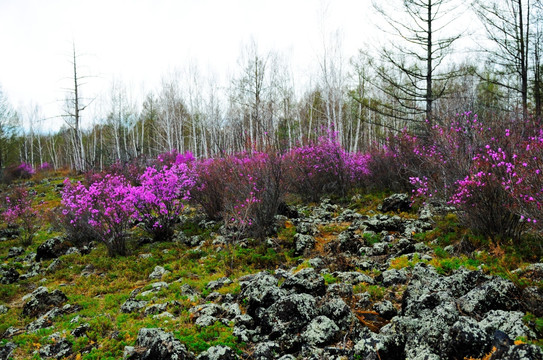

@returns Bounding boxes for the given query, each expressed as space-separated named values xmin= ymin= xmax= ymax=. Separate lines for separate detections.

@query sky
xmin=0 ymin=0 xmax=379 ymax=131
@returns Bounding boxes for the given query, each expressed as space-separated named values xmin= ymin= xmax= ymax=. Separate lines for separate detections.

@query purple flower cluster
xmin=395 ymin=112 xmax=543 ymax=239
xmin=3 ymin=187 xmax=40 ymax=246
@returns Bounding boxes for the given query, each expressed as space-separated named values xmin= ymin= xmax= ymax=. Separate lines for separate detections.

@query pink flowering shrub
xmin=283 ymin=137 xmax=370 ymax=201
xmin=190 ymin=158 xmax=228 ymax=220
xmin=155 ymin=150 xmax=195 ymax=168
xmin=131 ymin=163 xmax=196 ymax=242
xmin=2 ymin=187 xmax=40 ymax=246
xmin=62 ymin=174 xmax=137 ymax=256
xmin=190 ymin=151 xmax=284 ymax=239
xmin=396 ymin=112 xmax=542 ymax=240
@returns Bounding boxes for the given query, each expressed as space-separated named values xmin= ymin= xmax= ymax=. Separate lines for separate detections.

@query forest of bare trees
xmin=1 ymin=0 xmax=542 ymax=173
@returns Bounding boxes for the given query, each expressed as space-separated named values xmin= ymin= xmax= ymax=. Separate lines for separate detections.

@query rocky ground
xmin=0 ymin=194 xmax=542 ymax=359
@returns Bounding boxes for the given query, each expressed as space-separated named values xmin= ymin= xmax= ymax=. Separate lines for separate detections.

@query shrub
xmin=2 ymin=186 xmax=40 ymax=246
xmin=131 ymin=163 xmax=196 ymax=242
xmin=62 ymin=174 xmax=137 ymax=256
xmin=190 ymin=158 xmax=227 ymax=220
xmin=401 ymin=112 xmax=542 ymax=241
xmin=283 ymin=136 xmax=370 ymax=201
xmin=1 ymin=162 xmax=35 ymax=184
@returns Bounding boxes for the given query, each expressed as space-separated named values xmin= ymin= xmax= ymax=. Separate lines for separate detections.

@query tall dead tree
xmin=62 ymin=42 xmax=91 ymax=171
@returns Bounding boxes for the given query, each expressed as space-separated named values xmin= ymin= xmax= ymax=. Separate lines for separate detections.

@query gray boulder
xmin=0 ymin=267 xmax=19 ymax=284
xmin=293 ymin=234 xmax=315 ymax=256
xmin=196 ymin=345 xmax=239 ymax=360
xmin=280 ymin=268 xmax=325 ymax=296
xmin=0 ymin=342 xmax=16 ymax=360
xmin=36 ymin=237 xmax=70 ymax=262
xmin=301 ymin=315 xmax=340 ymax=346
xmin=22 ymin=287 xmax=68 ymax=317
xmin=124 ymin=328 xmax=194 ymax=360
xmin=38 ymin=338 xmax=72 ymax=359
xmin=378 ymin=193 xmax=410 ymax=213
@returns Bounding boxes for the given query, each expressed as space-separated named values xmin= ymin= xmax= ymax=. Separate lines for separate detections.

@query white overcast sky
xmin=0 ymin=0 xmax=475 ymax=130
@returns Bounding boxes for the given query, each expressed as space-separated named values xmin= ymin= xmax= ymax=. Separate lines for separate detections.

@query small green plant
xmin=363 ymin=233 xmax=381 ymax=246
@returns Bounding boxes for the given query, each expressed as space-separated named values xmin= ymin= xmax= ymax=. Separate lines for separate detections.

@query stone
xmin=47 ymin=258 xmax=62 ymax=272
xmin=479 ymin=310 xmax=536 ymax=340
xmin=493 ymin=344 xmax=543 ymax=360
xmin=378 ymin=193 xmax=411 ymax=213
xmin=196 ymin=345 xmax=239 ymax=360
xmin=252 ymin=341 xmax=280 ymax=360
xmin=22 ymin=287 xmax=68 ymax=318
xmin=0 ymin=305 xmax=7 ymax=314
xmin=0 ymin=267 xmax=19 ymax=284
xmin=521 ymin=286 xmax=543 ymax=317
xmin=457 ymin=277 xmax=520 ymax=316
xmin=7 ymin=246 xmax=24 ymax=258
xmin=145 ymin=303 xmax=168 ymax=316
xmin=124 ymin=328 xmax=194 ymax=360
xmin=206 ymin=277 xmax=232 ymax=291
xmin=381 ymin=268 xmax=408 ymax=287
xmin=149 ymin=266 xmax=169 ymax=280
xmin=121 ymin=299 xmax=149 ymax=313
xmin=0 ymin=342 xmax=16 ymax=360
xmin=296 ymin=222 xmax=318 ymax=235
xmin=301 ymin=315 xmax=340 ymax=346
xmin=38 ymin=338 xmax=72 ymax=359
xmin=447 ymin=316 xmax=490 ymax=359
xmin=35 ymin=237 xmax=71 ymax=262
xmin=334 ymin=271 xmax=374 ymax=285
xmin=280 ymin=268 xmax=326 ymax=296
xmin=293 ymin=233 xmax=315 ymax=256
xmin=71 ymin=323 xmax=90 ymax=337
xmin=372 ymin=300 xmax=397 ymax=320
xmin=262 ymin=293 xmax=318 ymax=340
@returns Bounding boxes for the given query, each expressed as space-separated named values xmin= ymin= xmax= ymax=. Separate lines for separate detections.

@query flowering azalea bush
xmin=190 ymin=151 xmax=284 ymax=239
xmin=131 ymin=163 xmax=196 ymax=242
xmin=62 ymin=174 xmax=137 ymax=256
xmin=394 ymin=112 xmax=542 ymax=240
xmin=2 ymin=187 xmax=40 ymax=246
xmin=283 ymin=137 xmax=370 ymax=201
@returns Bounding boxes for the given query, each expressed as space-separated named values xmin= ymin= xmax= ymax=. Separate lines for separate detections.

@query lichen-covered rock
xmin=22 ymin=287 xmax=68 ymax=318
xmin=447 ymin=316 xmax=490 ymax=359
xmin=262 ymin=293 xmax=318 ymax=351
xmin=381 ymin=268 xmax=408 ymax=287
xmin=293 ymin=233 xmax=315 ymax=256
xmin=121 ymin=299 xmax=149 ymax=313
xmin=479 ymin=310 xmax=536 ymax=340
xmin=38 ymin=338 xmax=72 ymax=359
xmin=373 ymin=300 xmax=397 ymax=320
xmin=378 ymin=193 xmax=410 ymax=213
xmin=280 ymin=268 xmax=325 ymax=296
xmin=239 ymin=272 xmax=285 ymax=318
xmin=71 ymin=323 xmax=90 ymax=338
xmin=333 ymin=271 xmax=374 ymax=285
xmin=0 ymin=267 xmax=19 ymax=284
xmin=0 ymin=342 xmax=16 ymax=360
xmin=124 ymin=328 xmax=194 ymax=360
xmin=295 ymin=222 xmax=317 ymax=236
xmin=7 ymin=246 xmax=24 ymax=258
xmin=457 ymin=277 xmax=520 ymax=316
xmin=206 ymin=277 xmax=232 ymax=291
xmin=492 ymin=343 xmax=543 ymax=360
xmin=148 ymin=266 xmax=169 ymax=280
xmin=301 ymin=315 xmax=339 ymax=346
xmin=35 ymin=237 xmax=70 ymax=262
xmin=196 ymin=345 xmax=239 ymax=360
xmin=521 ymin=286 xmax=543 ymax=317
